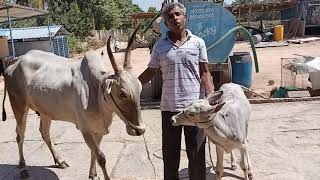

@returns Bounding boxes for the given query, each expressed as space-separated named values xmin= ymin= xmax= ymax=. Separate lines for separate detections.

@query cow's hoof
xmin=231 ymin=164 xmax=237 ymax=170
xmin=215 ymin=174 xmax=222 ymax=180
xmin=20 ymin=169 xmax=29 ymax=179
xmin=57 ymin=161 xmax=69 ymax=169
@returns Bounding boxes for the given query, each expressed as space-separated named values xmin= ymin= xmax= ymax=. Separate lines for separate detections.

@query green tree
xmin=15 ymin=0 xmax=46 ymax=9
xmin=15 ymin=0 xmax=144 ymax=37
xmin=147 ymin=7 xmax=158 ymax=13
xmin=114 ymin=0 xmax=143 ymax=28
xmin=94 ymin=0 xmax=122 ymax=30
xmin=48 ymin=0 xmax=94 ymax=38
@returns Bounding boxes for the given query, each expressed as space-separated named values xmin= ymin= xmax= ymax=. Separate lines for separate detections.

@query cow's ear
xmin=103 ymin=79 xmax=113 ymax=94
xmin=207 ymin=91 xmax=223 ymax=104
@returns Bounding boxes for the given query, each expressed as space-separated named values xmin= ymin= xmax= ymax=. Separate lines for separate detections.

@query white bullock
xmin=2 ymin=27 xmax=145 ymax=180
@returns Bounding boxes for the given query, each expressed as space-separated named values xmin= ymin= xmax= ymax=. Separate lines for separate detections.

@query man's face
xmin=165 ymin=7 xmax=186 ymax=32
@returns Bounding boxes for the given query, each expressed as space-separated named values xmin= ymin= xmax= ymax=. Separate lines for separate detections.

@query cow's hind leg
xmin=14 ymin=107 xmax=29 ymax=178
xmin=39 ymin=115 xmax=69 ymax=168
xmin=239 ymin=145 xmax=253 ymax=180
xmin=82 ymin=132 xmax=109 ymax=180
xmin=89 ymin=135 xmax=103 ymax=180
xmin=215 ymin=145 xmax=224 ymax=180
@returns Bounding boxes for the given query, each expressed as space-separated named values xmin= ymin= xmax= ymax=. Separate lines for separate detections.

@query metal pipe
xmin=47 ymin=16 xmax=53 ymax=52
xmin=7 ymin=8 xmax=15 ymax=58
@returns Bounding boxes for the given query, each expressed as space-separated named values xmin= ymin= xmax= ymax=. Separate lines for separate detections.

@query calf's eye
xmin=189 ymin=113 xmax=195 ymax=117
xmin=120 ymin=93 xmax=127 ymax=98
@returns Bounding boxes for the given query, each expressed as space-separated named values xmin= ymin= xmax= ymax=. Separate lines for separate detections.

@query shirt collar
xmin=164 ymin=29 xmax=192 ymax=40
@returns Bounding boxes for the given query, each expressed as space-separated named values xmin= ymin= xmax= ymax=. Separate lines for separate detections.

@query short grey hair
xmin=162 ymin=2 xmax=186 ymax=21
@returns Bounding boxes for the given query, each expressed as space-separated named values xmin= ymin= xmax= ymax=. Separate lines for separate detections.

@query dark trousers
xmin=162 ymin=111 xmax=206 ymax=180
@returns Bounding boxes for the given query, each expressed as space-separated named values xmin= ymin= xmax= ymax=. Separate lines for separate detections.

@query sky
xmin=132 ymin=0 xmax=234 ymax=12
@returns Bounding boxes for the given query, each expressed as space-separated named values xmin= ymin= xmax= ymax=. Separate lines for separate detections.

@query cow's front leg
xmin=89 ymin=135 xmax=103 ymax=180
xmin=215 ymin=145 xmax=224 ymax=180
xmin=39 ymin=116 xmax=69 ymax=168
xmin=82 ymin=132 xmax=110 ymax=180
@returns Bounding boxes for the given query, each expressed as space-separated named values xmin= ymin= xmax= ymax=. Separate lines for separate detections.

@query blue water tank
xmin=230 ymin=52 xmax=253 ymax=88
xmin=159 ymin=2 xmax=236 ymax=63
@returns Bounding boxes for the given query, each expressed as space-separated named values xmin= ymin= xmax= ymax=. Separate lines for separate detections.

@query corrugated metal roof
xmin=0 ymin=2 xmax=48 ymax=23
xmin=0 ymin=25 xmax=62 ymax=40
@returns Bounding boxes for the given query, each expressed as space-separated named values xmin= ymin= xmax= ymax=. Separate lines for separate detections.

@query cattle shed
xmin=0 ymin=25 xmax=69 ymax=58
xmin=281 ymin=0 xmax=320 ymax=36
xmin=0 ymin=2 xmax=50 ymax=57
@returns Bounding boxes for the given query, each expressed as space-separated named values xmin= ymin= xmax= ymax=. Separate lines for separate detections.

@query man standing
xmin=139 ymin=2 xmax=213 ymax=180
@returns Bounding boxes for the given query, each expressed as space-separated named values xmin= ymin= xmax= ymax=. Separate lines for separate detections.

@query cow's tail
xmin=2 ymin=79 xmax=6 ymax=121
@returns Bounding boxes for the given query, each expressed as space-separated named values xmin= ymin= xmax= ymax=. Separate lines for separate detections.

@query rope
xmin=151 ymin=142 xmax=217 ymax=177
xmin=208 ymin=141 xmax=215 ymax=171
xmin=142 ymin=134 xmax=157 ymax=179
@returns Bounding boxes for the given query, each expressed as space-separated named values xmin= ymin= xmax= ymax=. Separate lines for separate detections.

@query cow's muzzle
xmin=171 ymin=116 xmax=180 ymax=126
xmin=126 ymin=123 xmax=146 ymax=136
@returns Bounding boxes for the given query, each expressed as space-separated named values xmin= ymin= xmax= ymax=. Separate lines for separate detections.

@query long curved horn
xmin=124 ymin=24 xmax=141 ymax=70
xmin=106 ymin=36 xmax=120 ymax=75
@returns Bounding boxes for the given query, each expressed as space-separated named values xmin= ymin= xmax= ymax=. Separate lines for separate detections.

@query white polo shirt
xmin=148 ymin=29 xmax=208 ymax=112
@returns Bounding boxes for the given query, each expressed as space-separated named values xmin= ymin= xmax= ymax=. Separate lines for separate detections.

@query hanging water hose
xmin=207 ymin=26 xmax=259 ymax=73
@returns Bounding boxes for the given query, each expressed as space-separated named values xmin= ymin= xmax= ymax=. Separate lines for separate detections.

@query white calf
xmin=172 ymin=83 xmax=253 ymax=180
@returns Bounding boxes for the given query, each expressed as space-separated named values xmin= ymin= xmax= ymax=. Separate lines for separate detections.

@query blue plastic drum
xmin=230 ymin=52 xmax=253 ymax=88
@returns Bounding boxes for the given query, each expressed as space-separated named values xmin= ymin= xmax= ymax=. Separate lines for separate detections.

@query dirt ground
xmin=232 ymin=40 xmax=320 ymax=96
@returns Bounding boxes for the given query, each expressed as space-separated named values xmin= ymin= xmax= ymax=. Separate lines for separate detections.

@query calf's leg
xmin=239 ymin=145 xmax=253 ymax=180
xmin=230 ymin=150 xmax=237 ymax=170
xmin=215 ymin=145 xmax=224 ymax=180
xmin=82 ymin=132 xmax=109 ymax=180
xmin=39 ymin=115 xmax=69 ymax=168
xmin=245 ymin=147 xmax=253 ymax=180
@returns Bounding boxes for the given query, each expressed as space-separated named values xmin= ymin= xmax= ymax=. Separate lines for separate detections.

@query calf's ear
xmin=207 ymin=91 xmax=223 ymax=104
xmin=103 ymin=79 xmax=114 ymax=94
xmin=213 ymin=102 xmax=226 ymax=113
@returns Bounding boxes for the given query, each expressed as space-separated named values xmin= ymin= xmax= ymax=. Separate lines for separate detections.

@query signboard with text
xmin=160 ymin=2 xmax=236 ymax=63
xmin=186 ymin=2 xmax=236 ymax=63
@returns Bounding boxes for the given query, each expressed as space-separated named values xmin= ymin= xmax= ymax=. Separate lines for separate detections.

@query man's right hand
xmin=138 ymin=67 xmax=158 ymax=85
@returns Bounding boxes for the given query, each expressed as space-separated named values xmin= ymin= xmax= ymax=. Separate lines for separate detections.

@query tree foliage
xmin=13 ymin=0 xmax=143 ymax=38
xmin=147 ymin=7 xmax=158 ymax=13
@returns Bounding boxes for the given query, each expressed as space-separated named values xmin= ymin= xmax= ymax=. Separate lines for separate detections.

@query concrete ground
xmin=1 ymin=33 xmax=320 ymax=180
xmin=1 ymin=94 xmax=320 ymax=180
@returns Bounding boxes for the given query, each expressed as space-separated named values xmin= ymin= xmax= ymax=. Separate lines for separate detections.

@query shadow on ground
xmin=0 ymin=164 xmax=60 ymax=180
xmin=178 ymin=167 xmax=243 ymax=180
